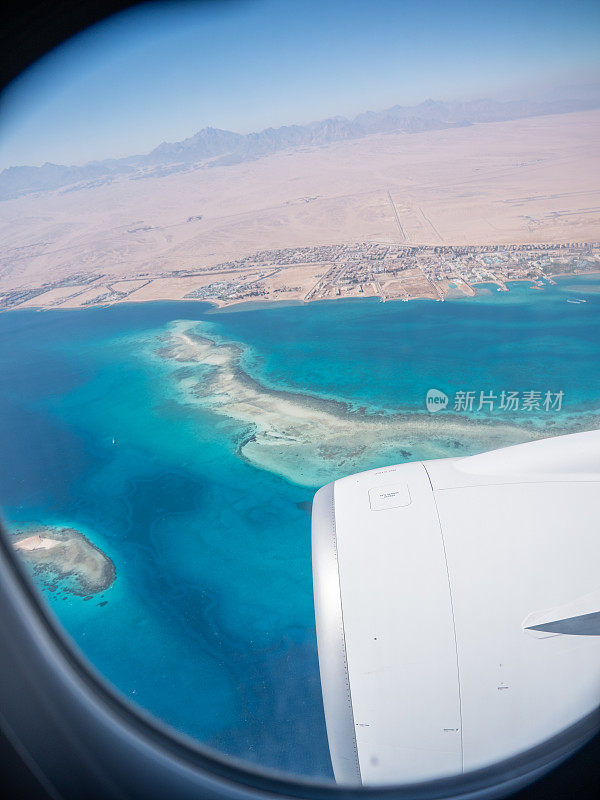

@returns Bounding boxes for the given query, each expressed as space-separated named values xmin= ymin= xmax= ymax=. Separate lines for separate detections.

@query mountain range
xmin=2 ymin=94 xmax=599 ymax=201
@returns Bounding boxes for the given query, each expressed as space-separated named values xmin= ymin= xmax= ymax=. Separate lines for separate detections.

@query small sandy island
xmin=12 ymin=526 xmax=116 ymax=596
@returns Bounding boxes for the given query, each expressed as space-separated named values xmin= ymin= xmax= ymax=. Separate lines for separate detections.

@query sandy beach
xmin=13 ymin=533 xmax=59 ymax=551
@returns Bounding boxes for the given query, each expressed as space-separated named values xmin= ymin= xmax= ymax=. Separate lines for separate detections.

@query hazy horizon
xmin=0 ymin=0 xmax=599 ymax=170
xmin=2 ymin=83 xmax=599 ymax=172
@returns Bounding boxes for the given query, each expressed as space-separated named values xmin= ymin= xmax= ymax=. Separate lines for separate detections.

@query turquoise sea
xmin=0 ymin=276 xmax=599 ymax=780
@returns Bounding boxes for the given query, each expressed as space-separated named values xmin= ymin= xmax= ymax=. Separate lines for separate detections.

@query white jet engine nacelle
xmin=311 ymin=430 xmax=600 ymax=789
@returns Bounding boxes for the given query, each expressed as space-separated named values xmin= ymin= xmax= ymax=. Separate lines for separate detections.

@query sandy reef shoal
xmin=12 ymin=526 xmax=116 ymax=596
xmin=157 ymin=321 xmax=595 ymax=487
xmin=15 ymin=533 xmax=59 ymax=551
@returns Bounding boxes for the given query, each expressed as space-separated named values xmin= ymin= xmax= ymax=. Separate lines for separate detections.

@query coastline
xmin=2 ymin=243 xmax=598 ymax=314
xmin=5 ymin=268 xmax=598 ymax=315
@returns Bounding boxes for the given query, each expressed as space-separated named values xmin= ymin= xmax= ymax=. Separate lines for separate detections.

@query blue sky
xmin=0 ymin=0 xmax=599 ymax=169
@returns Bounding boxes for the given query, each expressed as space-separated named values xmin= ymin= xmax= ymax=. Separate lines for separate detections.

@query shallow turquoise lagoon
xmin=0 ymin=275 xmax=598 ymax=779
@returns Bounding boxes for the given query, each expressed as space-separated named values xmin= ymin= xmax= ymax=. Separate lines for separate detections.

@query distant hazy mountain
xmin=145 ymin=127 xmax=246 ymax=165
xmin=2 ymin=94 xmax=599 ymax=201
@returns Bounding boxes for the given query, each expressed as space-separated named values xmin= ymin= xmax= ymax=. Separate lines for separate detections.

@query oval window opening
xmin=1 ymin=0 xmax=599 ymax=794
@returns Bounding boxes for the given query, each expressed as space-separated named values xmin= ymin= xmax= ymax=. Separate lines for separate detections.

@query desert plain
xmin=0 ymin=108 xmax=599 ymax=309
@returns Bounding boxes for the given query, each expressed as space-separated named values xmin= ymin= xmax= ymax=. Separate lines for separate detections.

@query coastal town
xmin=190 ymin=241 xmax=600 ymax=305
xmin=2 ymin=240 xmax=596 ymax=311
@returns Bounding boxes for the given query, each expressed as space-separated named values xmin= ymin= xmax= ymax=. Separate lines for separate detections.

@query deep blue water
xmin=0 ymin=276 xmax=598 ymax=779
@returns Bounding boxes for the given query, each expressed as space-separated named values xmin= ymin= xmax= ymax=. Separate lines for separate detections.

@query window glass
xmin=1 ymin=0 xmax=599 ymax=788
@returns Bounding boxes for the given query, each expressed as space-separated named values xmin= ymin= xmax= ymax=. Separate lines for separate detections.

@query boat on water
xmin=567 ymin=298 xmax=587 ymax=304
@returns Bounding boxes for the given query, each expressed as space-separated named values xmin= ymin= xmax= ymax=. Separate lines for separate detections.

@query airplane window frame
xmin=0 ymin=2 xmax=599 ymax=798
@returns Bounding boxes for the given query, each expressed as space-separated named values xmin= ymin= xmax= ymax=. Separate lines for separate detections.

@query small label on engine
xmin=368 ymin=483 xmax=411 ymax=511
